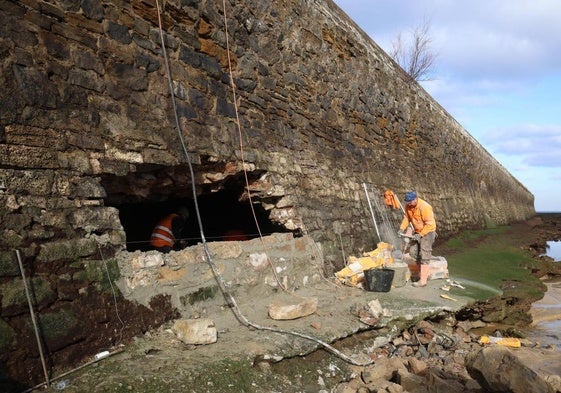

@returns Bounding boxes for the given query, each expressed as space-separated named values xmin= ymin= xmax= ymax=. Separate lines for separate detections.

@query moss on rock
xmin=0 ymin=277 xmax=56 ymax=314
xmin=181 ymin=286 xmax=219 ymax=306
xmin=0 ymin=251 xmax=20 ymax=277
xmin=37 ymin=238 xmax=98 ymax=263
xmin=73 ymin=258 xmax=121 ymax=293
xmin=38 ymin=307 xmax=80 ymax=343
xmin=0 ymin=319 xmax=16 ymax=352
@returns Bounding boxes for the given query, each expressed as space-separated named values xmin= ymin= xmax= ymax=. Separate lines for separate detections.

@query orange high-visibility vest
xmin=150 ymin=214 xmax=178 ymax=248
xmin=399 ymin=198 xmax=436 ymax=236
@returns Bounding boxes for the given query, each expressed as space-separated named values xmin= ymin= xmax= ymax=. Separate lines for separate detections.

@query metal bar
xmin=363 ymin=183 xmax=381 ymax=243
xmin=393 ymin=191 xmax=414 ymax=231
xmin=16 ymin=250 xmax=50 ymax=388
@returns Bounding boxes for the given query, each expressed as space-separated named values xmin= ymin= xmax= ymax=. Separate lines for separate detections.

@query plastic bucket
xmin=364 ymin=268 xmax=395 ymax=292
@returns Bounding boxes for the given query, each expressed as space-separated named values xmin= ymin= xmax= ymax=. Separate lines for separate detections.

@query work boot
xmin=412 ymin=264 xmax=430 ymax=287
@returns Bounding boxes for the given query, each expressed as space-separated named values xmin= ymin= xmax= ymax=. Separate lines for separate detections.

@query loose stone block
xmin=171 ymin=318 xmax=217 ymax=345
xmin=268 ymin=296 xmax=318 ymax=320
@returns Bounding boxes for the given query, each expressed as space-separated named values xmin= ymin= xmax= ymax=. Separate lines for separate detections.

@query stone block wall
xmin=0 ymin=0 xmax=534 ymax=387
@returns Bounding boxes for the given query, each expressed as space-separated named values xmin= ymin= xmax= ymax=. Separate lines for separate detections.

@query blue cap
xmin=404 ymin=191 xmax=417 ymax=202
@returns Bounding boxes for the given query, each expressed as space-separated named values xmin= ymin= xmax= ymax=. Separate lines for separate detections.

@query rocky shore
xmin=333 ymin=213 xmax=561 ymax=393
xmin=10 ymin=214 xmax=561 ymax=393
xmin=333 ymin=302 xmax=561 ymax=392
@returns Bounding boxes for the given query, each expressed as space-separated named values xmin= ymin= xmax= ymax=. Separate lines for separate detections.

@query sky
xmin=333 ymin=0 xmax=561 ymax=212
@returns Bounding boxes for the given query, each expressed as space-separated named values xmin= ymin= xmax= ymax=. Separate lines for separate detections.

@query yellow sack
xmin=335 ymin=242 xmax=394 ymax=287
xmin=363 ymin=242 xmax=394 ymax=267
xmin=479 ymin=335 xmax=521 ymax=348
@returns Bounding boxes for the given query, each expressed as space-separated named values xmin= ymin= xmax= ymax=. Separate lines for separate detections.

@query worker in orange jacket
xmin=150 ymin=207 xmax=189 ymax=253
xmin=398 ymin=191 xmax=437 ymax=287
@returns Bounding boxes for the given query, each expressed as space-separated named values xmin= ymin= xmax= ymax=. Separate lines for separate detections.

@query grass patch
xmin=443 ymin=226 xmax=542 ymax=300
xmin=444 ymin=227 xmax=507 ymax=250
xmin=187 ymin=359 xmax=271 ymax=393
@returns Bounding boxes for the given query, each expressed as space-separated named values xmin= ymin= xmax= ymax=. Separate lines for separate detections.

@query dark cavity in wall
xmin=100 ymin=160 xmax=291 ymax=251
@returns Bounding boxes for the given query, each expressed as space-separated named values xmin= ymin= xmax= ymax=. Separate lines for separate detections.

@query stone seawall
xmin=0 ymin=0 xmax=534 ymax=387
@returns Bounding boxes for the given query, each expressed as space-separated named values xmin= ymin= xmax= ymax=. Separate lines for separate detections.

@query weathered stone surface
xmin=171 ymin=318 xmax=217 ymax=345
xmin=157 ymin=266 xmax=187 ymax=283
xmin=0 ymin=277 xmax=56 ymax=316
xmin=408 ymin=358 xmax=428 ymax=376
xmin=248 ymin=252 xmax=268 ymax=270
xmin=14 ymin=68 xmax=58 ymax=109
xmin=38 ymin=306 xmax=83 ymax=352
xmin=364 ymin=379 xmax=405 ymax=393
xmin=37 ymin=238 xmax=98 ymax=262
xmin=206 ymin=241 xmax=243 ymax=259
xmin=0 ymin=251 xmax=20 ymax=277
xmin=466 ymin=346 xmax=552 ymax=393
xmin=130 ymin=252 xmax=164 ymax=270
xmin=398 ymin=372 xmax=429 ymax=393
xmin=361 ymin=357 xmax=408 ymax=384
xmin=0 ymin=318 xmax=16 ymax=352
xmin=268 ymin=296 xmax=318 ymax=320
xmin=0 ymin=0 xmax=537 ymax=387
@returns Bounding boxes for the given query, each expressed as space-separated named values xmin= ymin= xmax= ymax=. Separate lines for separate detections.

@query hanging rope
xmin=220 ymin=0 xmax=286 ymax=291
xmin=152 ymin=0 xmax=374 ymax=366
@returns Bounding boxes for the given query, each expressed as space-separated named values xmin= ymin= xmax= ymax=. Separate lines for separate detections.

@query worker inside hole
xmin=223 ymin=229 xmax=249 ymax=241
xmin=397 ymin=191 xmax=437 ymax=287
xmin=150 ymin=207 xmax=190 ymax=253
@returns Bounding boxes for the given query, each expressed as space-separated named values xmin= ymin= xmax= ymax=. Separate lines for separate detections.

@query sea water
xmin=526 ymin=242 xmax=561 ymax=350
xmin=545 ymin=240 xmax=561 ymax=261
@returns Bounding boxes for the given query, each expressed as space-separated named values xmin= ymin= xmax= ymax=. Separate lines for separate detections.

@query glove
xmin=413 ymin=233 xmax=422 ymax=242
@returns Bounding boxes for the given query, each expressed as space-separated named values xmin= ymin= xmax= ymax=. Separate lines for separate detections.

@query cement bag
xmin=335 ymin=256 xmax=381 ymax=286
xmin=428 ymin=256 xmax=449 ymax=280
xmin=362 ymin=242 xmax=394 ymax=266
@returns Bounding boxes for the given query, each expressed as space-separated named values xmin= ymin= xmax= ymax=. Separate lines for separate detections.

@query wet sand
xmin=530 ymin=281 xmax=561 ymax=326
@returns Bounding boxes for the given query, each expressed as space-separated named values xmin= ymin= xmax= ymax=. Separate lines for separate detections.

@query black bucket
xmin=364 ymin=268 xmax=395 ymax=292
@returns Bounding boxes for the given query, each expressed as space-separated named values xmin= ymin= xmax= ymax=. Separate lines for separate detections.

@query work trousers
xmin=409 ymin=231 xmax=437 ymax=264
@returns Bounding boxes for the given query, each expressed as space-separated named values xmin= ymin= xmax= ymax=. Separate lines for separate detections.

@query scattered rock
xmin=171 ymin=318 xmax=217 ymax=345
xmin=466 ymin=345 xmax=552 ymax=393
xmin=268 ymin=296 xmax=318 ymax=320
xmin=361 ymin=357 xmax=406 ymax=383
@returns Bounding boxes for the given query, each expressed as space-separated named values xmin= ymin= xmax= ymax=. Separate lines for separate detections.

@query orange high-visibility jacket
xmin=399 ymin=198 xmax=436 ymax=236
xmin=383 ymin=190 xmax=401 ymax=210
xmin=150 ymin=213 xmax=179 ymax=248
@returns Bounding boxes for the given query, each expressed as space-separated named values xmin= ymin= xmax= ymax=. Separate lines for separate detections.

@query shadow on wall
xmin=112 ymin=189 xmax=291 ymax=252
xmin=99 ymin=161 xmax=296 ymax=252
xmin=0 ymin=361 xmax=30 ymax=393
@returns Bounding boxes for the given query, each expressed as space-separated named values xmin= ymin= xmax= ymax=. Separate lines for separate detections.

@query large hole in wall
xmin=101 ymin=159 xmax=293 ymax=252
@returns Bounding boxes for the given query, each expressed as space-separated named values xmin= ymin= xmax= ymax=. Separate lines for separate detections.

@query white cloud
xmin=336 ymin=0 xmax=561 ymax=81
xmin=333 ymin=0 xmax=561 ymax=211
xmin=482 ymin=125 xmax=561 ymax=168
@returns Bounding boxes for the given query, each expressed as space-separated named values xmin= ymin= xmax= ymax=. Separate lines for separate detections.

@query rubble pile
xmin=333 ymin=316 xmax=561 ymax=393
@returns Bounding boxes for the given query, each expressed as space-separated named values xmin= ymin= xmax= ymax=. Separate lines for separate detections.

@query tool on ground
xmin=440 ymin=293 xmax=457 ymax=301
xmin=447 ymin=280 xmax=465 ymax=289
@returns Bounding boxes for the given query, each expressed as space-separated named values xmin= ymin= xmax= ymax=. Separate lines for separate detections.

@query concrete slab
xmin=115 ymin=233 xmax=478 ymax=366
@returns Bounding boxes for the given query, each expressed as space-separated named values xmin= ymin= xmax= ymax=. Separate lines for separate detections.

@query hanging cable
xmin=155 ymin=0 xmax=206 ymax=246
xmin=96 ymin=242 xmax=125 ymax=345
xmin=153 ymin=0 xmax=374 ymax=366
xmin=220 ymin=1 xmax=287 ymax=291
